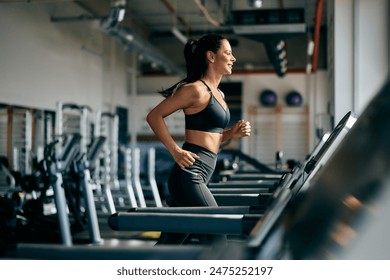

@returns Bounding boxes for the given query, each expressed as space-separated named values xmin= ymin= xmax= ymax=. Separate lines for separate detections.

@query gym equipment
xmin=299 ymin=111 xmax=356 ymax=194
xmin=126 ymin=205 xmax=264 ymax=214
xmin=0 ymin=107 xmax=37 ymax=204
xmin=207 ymin=173 xmax=284 ymax=207
xmin=285 ymin=90 xmax=303 ymax=106
xmin=18 ymin=76 xmax=390 ymax=260
xmin=97 ymin=116 xmax=162 ymax=213
xmin=0 ymin=196 xmax=16 ymax=228
xmin=210 ymin=179 xmax=279 ymax=187
xmin=106 ymin=108 xmax=354 ymax=259
xmin=40 ymin=136 xmax=80 ymax=246
xmin=15 ymin=101 xmax=107 ymax=246
xmin=315 ymin=113 xmax=333 ymax=140
xmin=0 ymin=157 xmax=20 ymax=233
xmin=132 ymin=147 xmax=147 ymax=207
xmin=221 ymin=172 xmax=286 ymax=181
xmin=241 ymin=111 xmax=356 ymax=253
xmin=275 ymin=150 xmax=283 ymax=169
xmin=210 ymin=187 xmax=273 ymax=194
xmin=15 ymin=132 xmax=103 ymax=247
xmin=208 ymin=149 xmax=293 ymax=206
xmin=208 ymin=179 xmax=280 ymax=196
xmin=100 ymin=112 xmax=120 ymax=189
xmin=213 ymin=193 xmax=273 ymax=207
xmin=94 ymin=111 xmax=118 ymax=214
xmin=259 ymin=89 xmax=278 ymax=106
xmin=241 ymin=80 xmax=390 ymax=260
xmin=0 ymin=108 xmax=59 ymax=254
xmin=121 ymin=146 xmax=164 ymax=208
xmin=107 ymin=175 xmax=289 ymax=237
xmin=146 ymin=147 xmax=163 ymax=207
xmin=106 ymin=173 xmax=279 ymax=234
xmin=13 ymin=105 xmax=357 ymax=260
xmin=10 ymin=109 xmax=33 ymax=176
xmin=120 ymin=146 xmax=138 ymax=208
xmin=0 ymin=156 xmax=16 ymax=196
xmin=109 ymin=212 xmax=261 ymax=236
xmin=212 ymin=148 xmax=285 ymax=183
xmin=107 ymin=110 xmax=356 ymax=240
xmin=16 ymin=243 xmax=210 ymax=260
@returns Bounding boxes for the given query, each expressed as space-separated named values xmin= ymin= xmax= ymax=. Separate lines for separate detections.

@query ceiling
xmin=3 ymin=0 xmax=327 ymax=76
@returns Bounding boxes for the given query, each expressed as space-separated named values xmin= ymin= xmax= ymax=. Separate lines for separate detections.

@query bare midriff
xmin=184 ymin=129 xmax=223 ymax=154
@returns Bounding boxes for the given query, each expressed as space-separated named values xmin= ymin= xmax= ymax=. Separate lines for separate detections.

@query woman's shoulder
xmin=175 ymin=81 xmax=204 ymax=99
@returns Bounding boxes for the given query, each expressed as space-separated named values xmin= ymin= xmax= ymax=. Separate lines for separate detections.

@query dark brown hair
xmin=159 ymin=34 xmax=227 ymax=97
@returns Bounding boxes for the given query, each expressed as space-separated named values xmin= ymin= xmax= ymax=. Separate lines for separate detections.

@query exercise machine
xmin=107 ymin=110 xmax=356 ymax=241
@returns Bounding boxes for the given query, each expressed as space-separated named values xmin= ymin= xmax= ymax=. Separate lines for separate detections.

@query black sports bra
xmin=185 ymin=80 xmax=230 ymax=134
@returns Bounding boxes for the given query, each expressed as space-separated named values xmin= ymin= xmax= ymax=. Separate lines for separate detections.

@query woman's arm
xmin=146 ymin=85 xmax=200 ymax=168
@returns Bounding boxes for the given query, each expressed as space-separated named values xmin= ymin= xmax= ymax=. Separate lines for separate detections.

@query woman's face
xmin=212 ymin=39 xmax=236 ymax=75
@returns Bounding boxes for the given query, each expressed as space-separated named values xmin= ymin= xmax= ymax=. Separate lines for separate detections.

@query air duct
xmin=112 ymin=28 xmax=185 ymax=75
xmin=100 ymin=1 xmax=185 ymax=76
xmin=100 ymin=0 xmax=127 ymax=32
xmin=232 ymin=8 xmax=305 ymax=77
xmin=232 ymin=8 xmax=306 ymax=40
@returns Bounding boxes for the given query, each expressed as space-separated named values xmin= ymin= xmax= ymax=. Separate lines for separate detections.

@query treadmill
xmin=237 ymin=80 xmax=390 ymax=260
xmin=18 ymin=79 xmax=390 ymax=260
xmin=108 ymin=110 xmax=356 ymax=237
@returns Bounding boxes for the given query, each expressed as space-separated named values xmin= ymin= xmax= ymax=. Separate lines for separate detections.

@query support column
xmin=330 ymin=0 xmax=389 ymax=124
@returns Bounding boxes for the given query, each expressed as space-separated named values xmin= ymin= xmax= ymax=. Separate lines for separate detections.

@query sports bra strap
xmin=200 ymin=79 xmax=224 ymax=98
xmin=200 ymin=79 xmax=212 ymax=92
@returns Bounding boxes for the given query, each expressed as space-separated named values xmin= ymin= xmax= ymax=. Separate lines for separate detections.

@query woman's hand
xmin=230 ymin=120 xmax=251 ymax=138
xmin=172 ymin=148 xmax=200 ymax=169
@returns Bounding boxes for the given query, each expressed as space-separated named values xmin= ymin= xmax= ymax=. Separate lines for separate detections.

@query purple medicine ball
xmin=260 ymin=89 xmax=277 ymax=106
xmin=285 ymin=91 xmax=303 ymax=106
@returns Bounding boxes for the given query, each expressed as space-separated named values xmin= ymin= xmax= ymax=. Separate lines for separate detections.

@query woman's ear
xmin=207 ymin=51 xmax=215 ymax=63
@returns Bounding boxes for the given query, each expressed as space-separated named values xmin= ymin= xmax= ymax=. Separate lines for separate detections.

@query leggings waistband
xmin=182 ymin=142 xmax=217 ymax=168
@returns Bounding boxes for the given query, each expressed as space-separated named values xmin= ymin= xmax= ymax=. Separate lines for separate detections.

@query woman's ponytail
xmin=158 ymin=34 xmax=225 ymax=97
xmin=158 ymin=39 xmax=202 ymax=97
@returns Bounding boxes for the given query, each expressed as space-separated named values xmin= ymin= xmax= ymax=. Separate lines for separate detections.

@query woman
xmin=146 ymin=34 xmax=251 ymax=245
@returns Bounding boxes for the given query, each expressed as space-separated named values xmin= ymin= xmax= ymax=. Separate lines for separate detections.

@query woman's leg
xmin=156 ymin=143 xmax=226 ymax=245
xmin=163 ymin=163 xmax=226 ymax=245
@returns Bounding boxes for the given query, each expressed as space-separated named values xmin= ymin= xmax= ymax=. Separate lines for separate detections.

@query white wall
xmin=0 ymin=3 xmax=128 ymax=112
xmin=330 ymin=0 xmax=389 ymax=123
xmin=354 ymin=0 xmax=389 ymax=111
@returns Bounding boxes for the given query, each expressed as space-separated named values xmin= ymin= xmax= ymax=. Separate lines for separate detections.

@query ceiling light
xmin=117 ymin=8 xmax=126 ymax=22
xmin=278 ymin=50 xmax=287 ymax=59
xmin=280 ymin=59 xmax=288 ymax=68
xmin=307 ymin=40 xmax=315 ymax=56
xmin=248 ymin=0 xmax=263 ymax=8
xmin=306 ymin=63 xmax=312 ymax=74
xmin=277 ymin=40 xmax=285 ymax=50
xmin=124 ymin=34 xmax=134 ymax=41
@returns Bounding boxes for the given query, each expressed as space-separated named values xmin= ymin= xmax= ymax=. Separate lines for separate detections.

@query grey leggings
xmin=168 ymin=142 xmax=218 ymax=207
xmin=156 ymin=143 xmax=226 ymax=245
